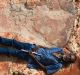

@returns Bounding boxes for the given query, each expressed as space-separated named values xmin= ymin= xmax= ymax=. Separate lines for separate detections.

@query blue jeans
xmin=0 ymin=37 xmax=36 ymax=50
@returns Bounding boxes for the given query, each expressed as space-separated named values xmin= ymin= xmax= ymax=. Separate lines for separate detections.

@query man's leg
xmin=0 ymin=37 xmax=36 ymax=50
xmin=0 ymin=47 xmax=30 ymax=61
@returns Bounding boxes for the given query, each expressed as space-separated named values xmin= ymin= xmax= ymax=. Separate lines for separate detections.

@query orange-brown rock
xmin=0 ymin=0 xmax=79 ymax=75
xmin=0 ymin=0 xmax=75 ymax=47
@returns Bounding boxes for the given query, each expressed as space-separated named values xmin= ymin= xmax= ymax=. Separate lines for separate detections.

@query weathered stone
xmin=0 ymin=62 xmax=8 ymax=75
xmin=59 ymin=0 xmax=76 ymax=14
xmin=0 ymin=0 xmax=75 ymax=47
xmin=0 ymin=0 xmax=79 ymax=75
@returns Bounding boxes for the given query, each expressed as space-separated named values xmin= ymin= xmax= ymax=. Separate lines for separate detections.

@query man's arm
xmin=45 ymin=63 xmax=62 ymax=75
xmin=48 ymin=48 xmax=64 ymax=54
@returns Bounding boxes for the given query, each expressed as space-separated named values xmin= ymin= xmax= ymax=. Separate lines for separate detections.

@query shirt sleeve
xmin=45 ymin=63 xmax=62 ymax=75
xmin=27 ymin=63 xmax=36 ymax=69
xmin=27 ymin=58 xmax=40 ymax=69
xmin=48 ymin=48 xmax=64 ymax=54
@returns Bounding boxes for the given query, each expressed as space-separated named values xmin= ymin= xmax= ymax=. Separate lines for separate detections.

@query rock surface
xmin=0 ymin=0 xmax=80 ymax=75
xmin=0 ymin=0 xmax=75 ymax=47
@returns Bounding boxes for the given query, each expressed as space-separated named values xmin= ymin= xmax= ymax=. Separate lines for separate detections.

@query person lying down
xmin=0 ymin=37 xmax=76 ymax=75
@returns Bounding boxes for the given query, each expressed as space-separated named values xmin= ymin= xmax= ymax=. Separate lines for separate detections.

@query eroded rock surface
xmin=0 ymin=0 xmax=79 ymax=75
xmin=0 ymin=0 xmax=75 ymax=47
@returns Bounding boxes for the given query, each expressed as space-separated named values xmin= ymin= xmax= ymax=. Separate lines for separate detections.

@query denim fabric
xmin=0 ymin=37 xmax=36 ymax=50
xmin=0 ymin=47 xmax=31 ymax=61
xmin=0 ymin=37 xmax=64 ymax=75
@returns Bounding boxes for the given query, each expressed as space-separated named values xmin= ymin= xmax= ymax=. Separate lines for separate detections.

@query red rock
xmin=0 ymin=0 xmax=7 ymax=8
xmin=0 ymin=62 xmax=8 ymax=75
xmin=0 ymin=0 xmax=78 ymax=75
xmin=76 ymin=27 xmax=80 ymax=44
xmin=0 ymin=0 xmax=75 ymax=47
